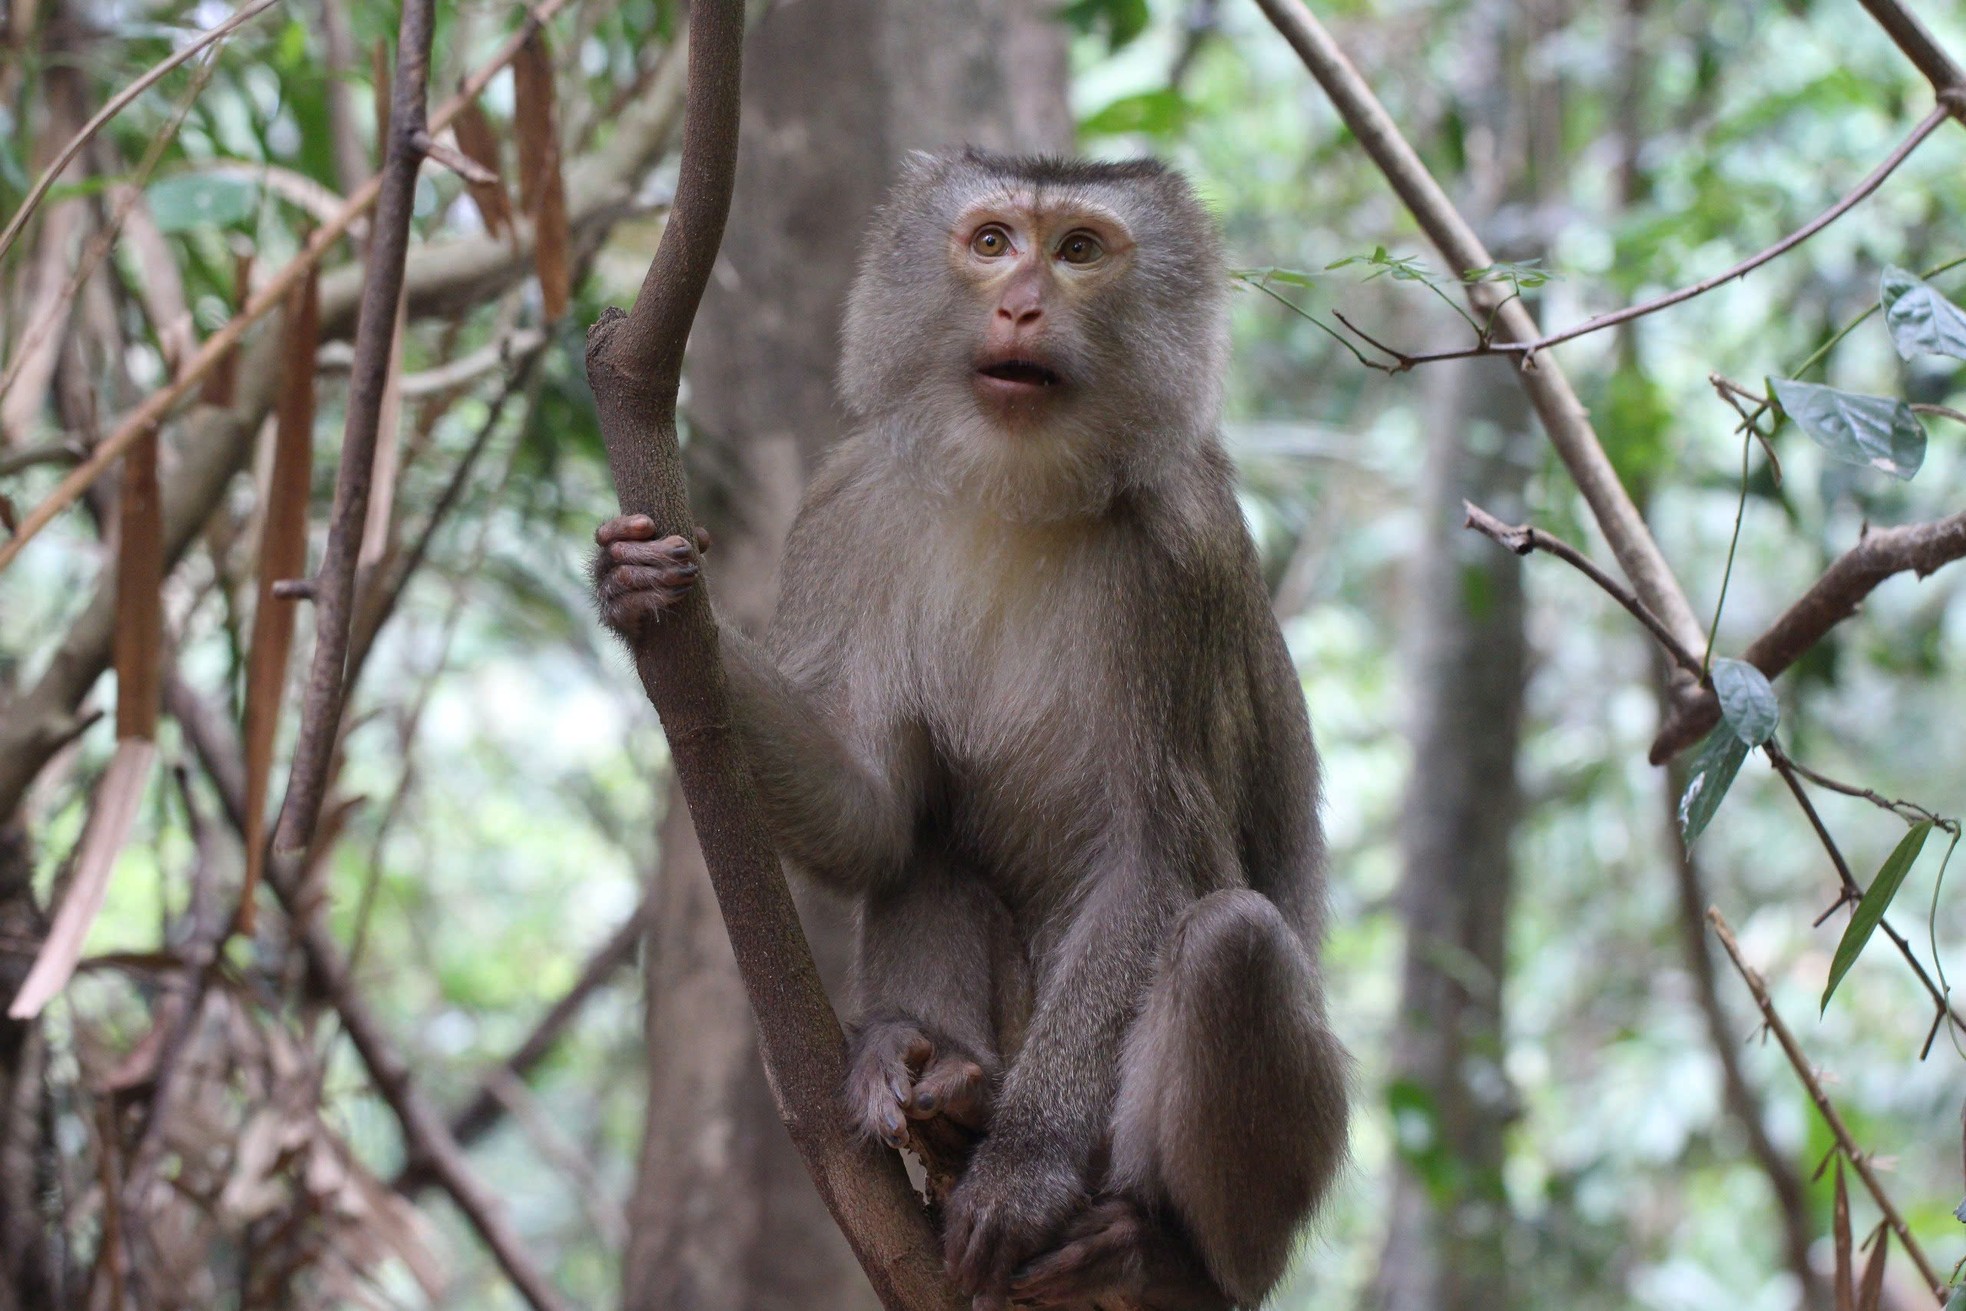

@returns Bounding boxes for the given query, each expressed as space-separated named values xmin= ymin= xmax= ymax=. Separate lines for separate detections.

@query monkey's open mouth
xmin=976 ymin=360 xmax=1062 ymax=389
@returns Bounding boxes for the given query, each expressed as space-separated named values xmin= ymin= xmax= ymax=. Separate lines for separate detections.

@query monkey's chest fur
xmin=853 ymin=507 xmax=1245 ymax=919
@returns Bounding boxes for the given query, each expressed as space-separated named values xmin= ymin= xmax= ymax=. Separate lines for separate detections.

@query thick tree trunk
xmin=1370 ymin=355 xmax=1531 ymax=1311
xmin=618 ymin=5 xmax=1068 ymax=1308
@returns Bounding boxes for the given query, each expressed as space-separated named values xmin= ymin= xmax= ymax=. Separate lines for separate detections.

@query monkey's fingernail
xmin=912 ymin=1089 xmax=938 ymax=1113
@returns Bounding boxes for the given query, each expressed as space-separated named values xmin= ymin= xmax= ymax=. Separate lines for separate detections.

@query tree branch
xmin=394 ymin=900 xmax=645 ymax=1194
xmin=1251 ymin=0 xmax=1706 ymax=661
xmin=580 ymin=5 xmax=956 ymax=1307
xmin=1856 ymin=0 xmax=1966 ymax=104
xmin=1351 ymin=104 xmax=1951 ymax=366
xmin=1708 ymin=909 xmax=1945 ymax=1300
xmin=1463 ymin=501 xmax=1703 ymax=675
xmin=1650 ymin=510 xmax=1966 ymax=763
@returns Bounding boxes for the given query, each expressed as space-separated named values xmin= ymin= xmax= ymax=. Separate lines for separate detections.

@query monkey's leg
xmin=1021 ymin=888 xmax=1347 ymax=1310
xmin=848 ymin=862 xmax=1024 ymax=1190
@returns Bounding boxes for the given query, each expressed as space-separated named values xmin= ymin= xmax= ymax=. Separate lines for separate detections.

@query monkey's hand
xmin=847 ymin=1016 xmax=992 ymax=1183
xmin=942 ymin=1122 xmax=1085 ymax=1309
xmin=592 ymin=515 xmax=712 ymax=640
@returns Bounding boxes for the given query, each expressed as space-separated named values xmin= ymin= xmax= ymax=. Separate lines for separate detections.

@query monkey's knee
xmin=1113 ymin=889 xmax=1349 ymax=1305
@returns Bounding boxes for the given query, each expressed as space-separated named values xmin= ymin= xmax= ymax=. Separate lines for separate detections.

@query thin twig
xmin=1708 ymin=908 xmax=1945 ymax=1299
xmin=1327 ymin=104 xmax=1951 ymax=370
xmin=0 ymin=0 xmax=279 ymax=268
xmin=1763 ymin=741 xmax=1966 ymax=1042
xmin=1251 ymin=0 xmax=1707 ymax=663
xmin=1462 ymin=501 xmax=1703 ymax=674
xmin=1780 ymin=753 xmax=1961 ymax=835
xmin=258 ymin=0 xmax=437 ymax=928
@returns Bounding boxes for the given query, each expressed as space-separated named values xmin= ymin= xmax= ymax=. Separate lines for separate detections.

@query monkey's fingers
xmin=844 ymin=1023 xmax=933 ymax=1149
xmin=594 ymin=514 xmax=660 ymax=545
xmin=906 ymin=1056 xmax=989 ymax=1130
xmin=607 ymin=537 xmax=697 ymax=569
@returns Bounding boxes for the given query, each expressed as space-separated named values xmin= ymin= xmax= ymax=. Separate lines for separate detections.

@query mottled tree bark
xmin=618 ymin=4 xmax=1068 ymax=1308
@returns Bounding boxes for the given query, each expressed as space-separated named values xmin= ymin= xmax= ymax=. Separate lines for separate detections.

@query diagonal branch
xmin=1708 ymin=909 xmax=1944 ymax=1300
xmin=1650 ymin=510 xmax=1966 ymax=762
xmin=580 ymin=4 xmax=957 ymax=1308
xmin=1855 ymin=0 xmax=1966 ymax=104
xmin=1251 ymin=0 xmax=1706 ymax=666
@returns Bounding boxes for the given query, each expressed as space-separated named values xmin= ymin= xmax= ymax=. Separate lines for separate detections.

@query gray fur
xmin=597 ymin=149 xmax=1349 ymax=1310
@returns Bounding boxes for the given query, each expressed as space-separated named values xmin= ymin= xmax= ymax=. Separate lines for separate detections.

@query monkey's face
xmin=840 ymin=152 xmax=1230 ymax=518
xmin=948 ymin=197 xmax=1137 ymax=428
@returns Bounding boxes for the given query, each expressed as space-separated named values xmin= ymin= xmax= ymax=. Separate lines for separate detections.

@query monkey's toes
xmin=1010 ymin=1198 xmax=1143 ymax=1306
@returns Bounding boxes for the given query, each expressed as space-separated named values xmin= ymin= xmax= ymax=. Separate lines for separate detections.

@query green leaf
xmin=1079 ymin=89 xmax=1190 ymax=141
xmin=1946 ymin=1285 xmax=1966 ymax=1311
xmin=1463 ymin=258 xmax=1556 ymax=290
xmin=1880 ymin=266 xmax=1966 ymax=361
xmin=1326 ymin=247 xmax=1437 ymax=285
xmin=1770 ymin=378 xmax=1925 ymax=480
xmin=1678 ymin=727 xmax=1750 ymax=845
xmin=1060 ymin=0 xmax=1149 ymax=50
xmin=1821 ymin=820 xmax=1934 ymax=1013
xmin=1710 ymin=658 xmax=1779 ymax=746
xmin=145 ymin=173 xmax=258 ymax=233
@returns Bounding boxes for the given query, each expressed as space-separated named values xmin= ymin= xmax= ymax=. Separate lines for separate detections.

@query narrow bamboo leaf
xmin=1710 ymin=657 xmax=1779 ymax=746
xmin=1822 ymin=821 xmax=1934 ymax=1013
xmin=1855 ymin=1226 xmax=1888 ymax=1311
xmin=1880 ymin=266 xmax=1966 ymax=361
xmin=143 ymin=173 xmax=257 ymax=231
xmin=450 ymin=99 xmax=513 ymax=236
xmin=1833 ymin=1159 xmax=1853 ymax=1311
xmin=239 ymin=265 xmax=320 ymax=929
xmin=1678 ymin=726 xmax=1749 ymax=845
xmin=1770 ymin=378 xmax=1925 ymax=480
xmin=112 ymin=427 xmax=163 ymax=741
xmin=1945 ymin=1284 xmax=1966 ymax=1311
xmin=514 ymin=31 xmax=571 ymax=320
xmin=7 ymin=739 xmax=156 ymax=1018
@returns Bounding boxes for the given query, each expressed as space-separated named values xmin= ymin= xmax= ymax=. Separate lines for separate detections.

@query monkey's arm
xmin=717 ymin=622 xmax=920 ymax=893
xmin=1239 ymin=611 xmax=1328 ymax=947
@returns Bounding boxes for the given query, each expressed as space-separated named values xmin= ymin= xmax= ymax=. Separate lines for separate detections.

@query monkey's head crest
xmin=838 ymin=149 xmax=1231 ymax=517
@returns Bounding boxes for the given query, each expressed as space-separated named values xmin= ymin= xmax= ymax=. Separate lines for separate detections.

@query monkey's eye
xmin=1057 ymin=232 xmax=1104 ymax=266
xmin=970 ymin=225 xmax=1012 ymax=258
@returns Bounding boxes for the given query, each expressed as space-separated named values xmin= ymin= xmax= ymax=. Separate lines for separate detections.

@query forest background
xmin=1 ymin=0 xmax=1965 ymax=1308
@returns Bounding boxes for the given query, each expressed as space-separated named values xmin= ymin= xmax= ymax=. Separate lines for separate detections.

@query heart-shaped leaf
xmin=1881 ymin=266 xmax=1966 ymax=361
xmin=1679 ymin=726 xmax=1750 ymax=845
xmin=1711 ymin=658 xmax=1779 ymax=746
xmin=1771 ymin=378 xmax=1925 ymax=480
xmin=1822 ymin=821 xmax=1933 ymax=1013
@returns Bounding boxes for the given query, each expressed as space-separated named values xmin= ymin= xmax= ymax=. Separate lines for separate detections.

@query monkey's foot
xmin=592 ymin=515 xmax=711 ymax=637
xmin=846 ymin=1018 xmax=991 ymax=1187
xmin=1011 ymin=1198 xmax=1229 ymax=1311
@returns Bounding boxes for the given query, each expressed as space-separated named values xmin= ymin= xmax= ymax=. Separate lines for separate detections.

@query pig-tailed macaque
xmin=596 ymin=149 xmax=1348 ymax=1310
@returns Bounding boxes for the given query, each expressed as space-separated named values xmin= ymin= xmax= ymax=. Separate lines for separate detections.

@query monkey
xmin=595 ymin=149 xmax=1349 ymax=1310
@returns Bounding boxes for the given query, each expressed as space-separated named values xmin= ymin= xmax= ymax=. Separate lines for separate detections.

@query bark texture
xmin=618 ymin=4 xmax=1068 ymax=1309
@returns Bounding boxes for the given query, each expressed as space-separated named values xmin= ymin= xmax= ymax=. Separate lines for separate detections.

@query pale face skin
xmin=948 ymin=193 xmax=1138 ymax=424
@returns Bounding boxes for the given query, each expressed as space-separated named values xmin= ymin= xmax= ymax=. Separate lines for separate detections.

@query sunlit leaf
xmin=1822 ymin=821 xmax=1933 ymax=1013
xmin=1880 ymin=266 xmax=1966 ymax=361
xmin=145 ymin=173 xmax=257 ymax=231
xmin=1061 ymin=0 xmax=1149 ymax=50
xmin=1079 ymin=89 xmax=1191 ymax=140
xmin=1770 ymin=378 xmax=1925 ymax=480
xmin=1678 ymin=726 xmax=1749 ymax=845
xmin=1710 ymin=658 xmax=1778 ymax=746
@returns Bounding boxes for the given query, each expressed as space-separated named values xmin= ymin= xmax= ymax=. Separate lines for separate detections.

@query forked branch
xmin=579 ymin=4 xmax=957 ymax=1308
